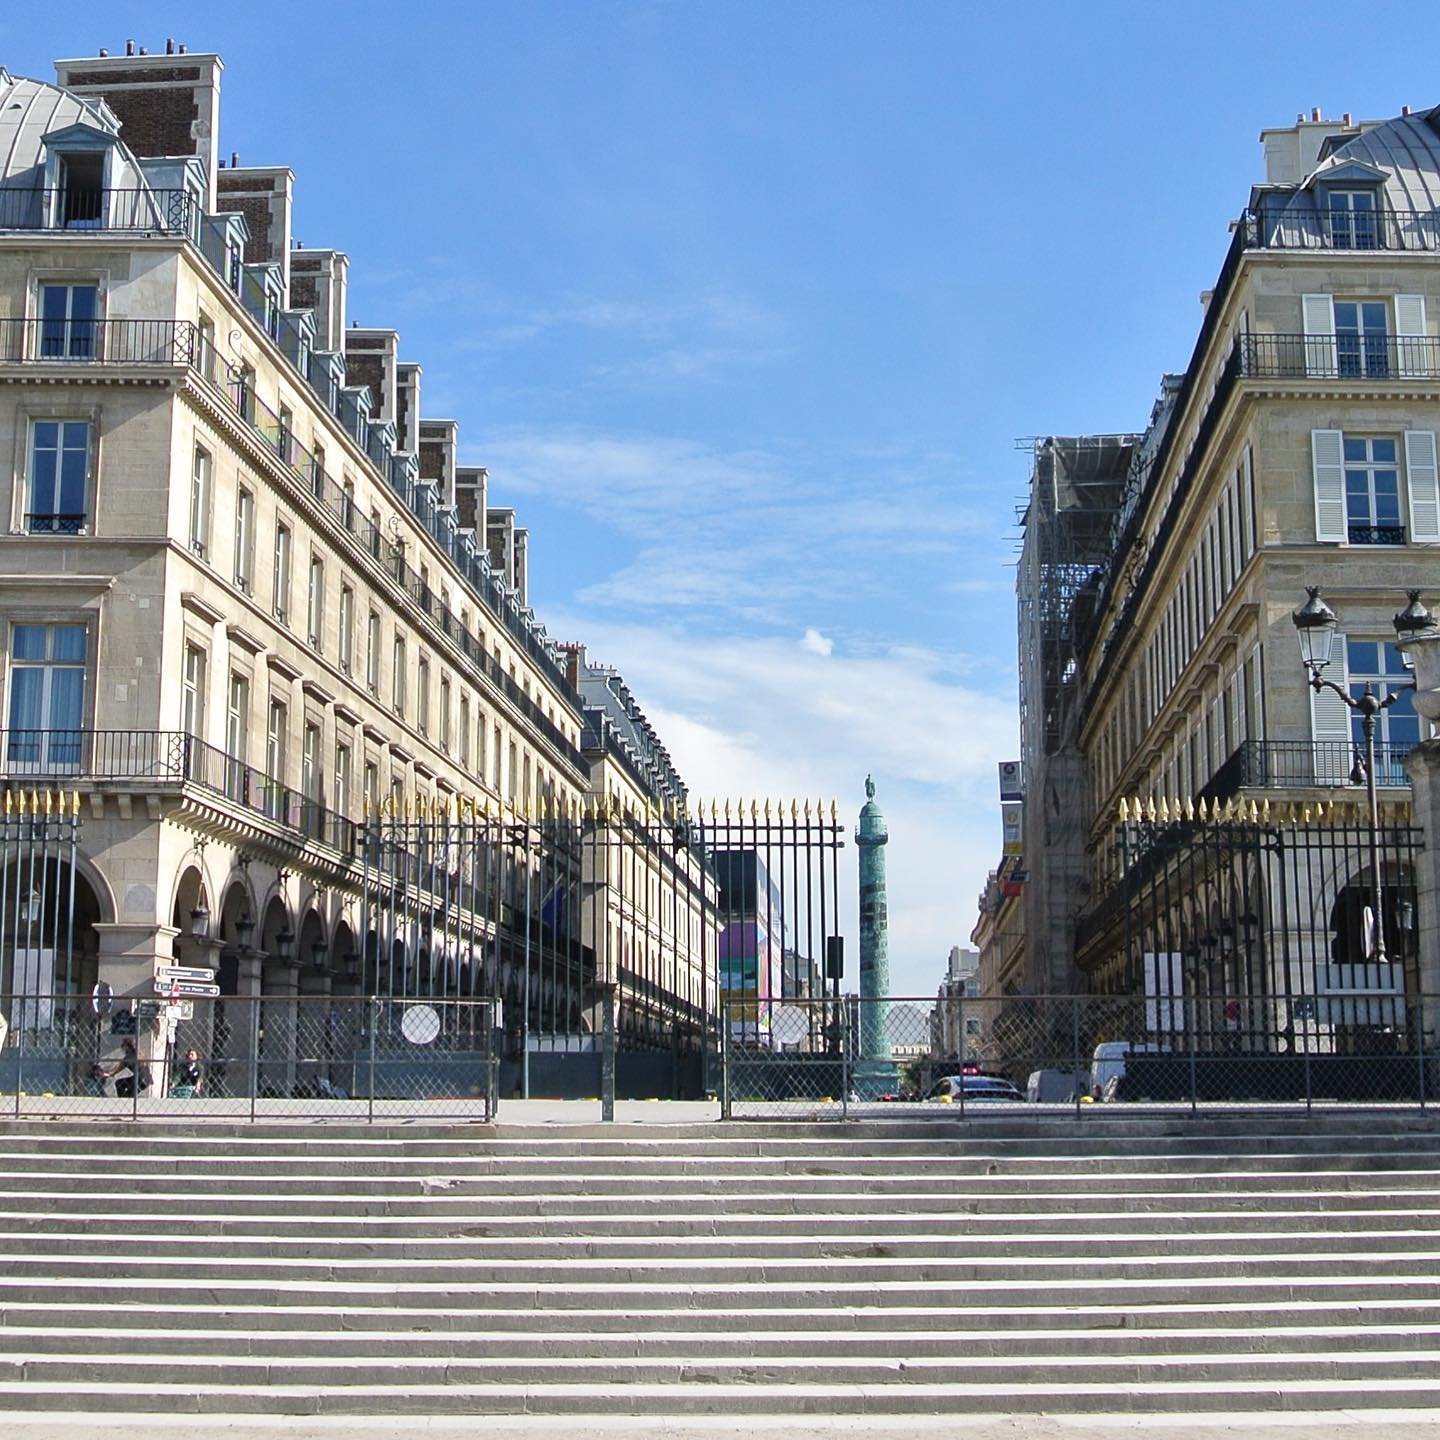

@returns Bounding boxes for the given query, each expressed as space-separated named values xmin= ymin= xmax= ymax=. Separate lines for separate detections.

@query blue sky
xmin=5 ymin=0 xmax=1438 ymax=993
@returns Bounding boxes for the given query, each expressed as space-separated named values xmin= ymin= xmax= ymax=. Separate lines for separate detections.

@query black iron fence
xmin=1240 ymin=207 xmax=1440 ymax=253
xmin=0 ymin=992 xmax=496 ymax=1120
xmin=1205 ymin=739 xmax=1415 ymax=799
xmin=0 ymin=187 xmax=195 ymax=233
xmin=1239 ymin=331 xmax=1440 ymax=381
xmin=721 ymin=993 xmax=1439 ymax=1119
xmin=0 ymin=317 xmax=195 ymax=366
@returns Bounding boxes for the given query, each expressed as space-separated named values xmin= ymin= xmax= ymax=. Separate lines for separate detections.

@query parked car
xmin=1026 ymin=1067 xmax=1090 ymax=1104
xmin=926 ymin=1074 xmax=1025 ymax=1104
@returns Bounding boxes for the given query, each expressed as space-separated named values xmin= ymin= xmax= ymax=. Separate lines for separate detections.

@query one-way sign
xmin=155 ymin=965 xmax=217 ymax=984
xmin=152 ymin=979 xmax=221 ymax=998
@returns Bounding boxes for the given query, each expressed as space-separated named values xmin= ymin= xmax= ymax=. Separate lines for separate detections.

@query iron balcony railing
xmin=1238 ymin=331 xmax=1440 ymax=382
xmin=1240 ymin=207 xmax=1440 ymax=254
xmin=0 ymin=187 xmax=195 ymax=234
xmin=0 ymin=729 xmax=357 ymax=852
xmin=1203 ymin=739 xmax=1415 ymax=801
xmin=0 ymin=317 xmax=196 ymax=366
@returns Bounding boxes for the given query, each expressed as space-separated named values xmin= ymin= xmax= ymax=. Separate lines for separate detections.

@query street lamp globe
xmin=1292 ymin=587 xmax=1338 ymax=675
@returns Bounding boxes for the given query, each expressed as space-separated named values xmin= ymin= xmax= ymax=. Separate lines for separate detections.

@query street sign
xmin=152 ymin=979 xmax=220 ymax=998
xmin=163 ymin=1001 xmax=194 ymax=1021
xmin=155 ymin=965 xmax=216 ymax=984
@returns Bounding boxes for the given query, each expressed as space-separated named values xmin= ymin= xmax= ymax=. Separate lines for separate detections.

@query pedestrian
xmin=100 ymin=1039 xmax=149 ymax=1098
xmin=173 ymin=1046 xmax=204 ymax=1098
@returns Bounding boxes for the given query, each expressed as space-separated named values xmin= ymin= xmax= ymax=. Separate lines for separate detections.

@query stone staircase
xmin=0 ymin=1115 xmax=1439 ymax=1415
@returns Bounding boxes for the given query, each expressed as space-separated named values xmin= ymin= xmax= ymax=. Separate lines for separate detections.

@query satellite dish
xmin=771 ymin=1006 xmax=809 ymax=1044
xmin=400 ymin=1004 xmax=441 ymax=1045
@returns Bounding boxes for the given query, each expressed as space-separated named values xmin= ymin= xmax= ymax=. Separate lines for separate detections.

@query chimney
xmin=55 ymin=48 xmax=224 ymax=209
xmin=217 ymin=164 xmax=295 ymax=288
xmin=1403 ymin=105 xmax=1413 ymax=117
xmin=165 ymin=38 xmax=175 ymax=54
xmin=1311 ymin=107 xmax=1322 ymax=122
xmin=230 ymin=151 xmax=239 ymax=168
xmin=1342 ymin=113 xmax=1352 ymax=126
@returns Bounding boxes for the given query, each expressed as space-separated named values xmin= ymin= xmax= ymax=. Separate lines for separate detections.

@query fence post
xmin=368 ymin=998 xmax=377 ymax=1125
xmin=14 ymin=1012 xmax=23 ymax=1119
xmin=248 ymin=996 xmax=260 ymax=1123
xmin=1187 ymin=994 xmax=1198 ymax=1115
xmin=600 ymin=981 xmax=616 ymax=1123
xmin=720 ymin=1003 xmax=731 ymax=1121
xmin=1419 ymin=995 xmax=1428 ymax=1111
xmin=840 ymin=996 xmax=850 ymax=1121
xmin=486 ymin=999 xmax=499 ymax=1122
xmin=1302 ymin=1023 xmax=1313 ymax=1113
xmin=1073 ymin=997 xmax=1083 ymax=1121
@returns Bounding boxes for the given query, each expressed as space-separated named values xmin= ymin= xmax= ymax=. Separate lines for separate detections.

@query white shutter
xmin=1405 ymin=429 xmax=1440 ymax=542
xmin=1303 ymin=294 xmax=1337 ymax=377
xmin=1310 ymin=633 xmax=1351 ymax=783
xmin=1312 ymin=429 xmax=1347 ymax=542
xmin=1395 ymin=294 xmax=1428 ymax=378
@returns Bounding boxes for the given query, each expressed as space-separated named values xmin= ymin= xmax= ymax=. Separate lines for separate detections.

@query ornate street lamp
xmin=1292 ymin=588 xmax=1434 ymax=965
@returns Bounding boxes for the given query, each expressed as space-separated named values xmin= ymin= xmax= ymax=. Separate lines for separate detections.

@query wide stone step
xmin=2 ymin=1227 xmax=1437 ymax=1262
xmin=4 ymin=1348 xmax=1440 ymax=1388
xmin=7 ymin=1185 xmax=1440 ymax=1220
xmin=7 ymin=1297 xmax=1435 ymax=1334
xmin=6 ymin=1273 xmax=1440 ymax=1310
xmin=6 ymin=1322 xmax=1440 ymax=1360
xmin=5 ymin=1375 xmax=1440 ymax=1414
xmin=3 ymin=1205 xmax=1438 ymax=1238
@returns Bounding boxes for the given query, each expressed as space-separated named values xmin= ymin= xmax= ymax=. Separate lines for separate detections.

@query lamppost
xmin=1291 ymin=587 xmax=1435 ymax=966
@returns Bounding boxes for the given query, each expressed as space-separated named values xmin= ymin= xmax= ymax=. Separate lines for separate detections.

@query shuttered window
xmin=1312 ymin=429 xmax=1347 ymax=542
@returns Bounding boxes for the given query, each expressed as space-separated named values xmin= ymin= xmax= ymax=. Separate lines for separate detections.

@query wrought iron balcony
xmin=1240 ymin=208 xmax=1440 ymax=254
xmin=1203 ymin=739 xmax=1415 ymax=801
xmin=0 ymin=317 xmax=196 ymax=366
xmin=0 ymin=187 xmax=195 ymax=234
xmin=1238 ymin=331 xmax=1440 ymax=382
xmin=0 ymin=729 xmax=357 ymax=852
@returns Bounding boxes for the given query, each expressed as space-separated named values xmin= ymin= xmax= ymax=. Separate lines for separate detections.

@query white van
xmin=1090 ymin=1041 xmax=1163 ymax=1100
xmin=1026 ymin=1068 xmax=1089 ymax=1104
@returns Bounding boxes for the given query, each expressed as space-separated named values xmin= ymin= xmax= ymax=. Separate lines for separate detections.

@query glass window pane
xmin=11 ymin=626 xmax=47 ymax=661
xmin=1344 ymin=438 xmax=1366 ymax=461
xmin=40 ymin=286 xmax=69 ymax=322
xmin=46 ymin=666 xmax=84 ymax=730
xmin=1335 ymin=303 xmax=1357 ymax=330
xmin=69 ymin=286 xmax=97 ymax=323
xmin=1362 ymin=303 xmax=1387 ymax=332
xmin=1373 ymin=439 xmax=1396 ymax=463
xmin=1348 ymin=641 xmax=1379 ymax=673
xmin=50 ymin=626 xmax=86 ymax=662
xmin=7 ymin=668 xmax=43 ymax=729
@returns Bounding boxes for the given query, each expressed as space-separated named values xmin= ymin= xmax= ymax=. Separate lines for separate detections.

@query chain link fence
xmin=0 ymin=992 xmax=497 ymax=1120
xmin=721 ymin=994 xmax=1439 ymax=1118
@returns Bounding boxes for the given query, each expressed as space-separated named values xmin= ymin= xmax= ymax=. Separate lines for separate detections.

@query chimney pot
xmin=1311 ymin=107 xmax=1321 ymax=122
xmin=1342 ymin=112 xmax=1352 ymax=126
xmin=126 ymin=39 xmax=135 ymax=56
xmin=138 ymin=47 xmax=148 ymax=56
xmin=231 ymin=151 xmax=239 ymax=168
xmin=1403 ymin=105 xmax=1413 ymax=117
xmin=165 ymin=38 xmax=175 ymax=54
xmin=178 ymin=44 xmax=187 ymax=53
xmin=98 ymin=48 xmax=108 ymax=57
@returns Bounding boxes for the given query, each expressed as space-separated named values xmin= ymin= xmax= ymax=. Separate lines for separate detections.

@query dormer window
xmin=56 ymin=153 xmax=104 ymax=228
xmin=1327 ymin=190 xmax=1379 ymax=249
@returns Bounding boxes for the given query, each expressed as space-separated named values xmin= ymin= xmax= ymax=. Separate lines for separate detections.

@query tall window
xmin=365 ymin=611 xmax=380 ymax=693
xmin=492 ymin=724 xmax=502 ymax=791
xmin=182 ymin=644 xmax=206 ymax=738
xmin=439 ymin=675 xmax=452 ymax=753
xmin=1344 ymin=436 xmax=1403 ymax=544
xmin=1348 ymin=640 xmax=1421 ymax=783
xmin=6 ymin=623 xmax=86 ymax=770
xmin=459 ymin=694 xmax=471 ymax=768
xmin=335 ymin=742 xmax=352 ymax=821
xmin=28 ymin=421 xmax=89 ymax=533
xmin=417 ymin=656 xmax=431 ymax=735
xmin=233 ymin=487 xmax=254 ymax=592
xmin=311 ymin=443 xmax=327 ymax=501
xmin=306 ymin=554 xmax=324 ymax=649
xmin=338 ymin=586 xmax=354 ymax=674
xmin=1327 ymin=190 xmax=1379 ymax=249
xmin=277 ymin=403 xmax=295 ymax=467
xmin=392 ymin=635 xmax=406 ymax=716
xmin=265 ymin=696 xmax=289 ymax=820
xmin=224 ymin=672 xmax=249 ymax=801
xmin=342 ymin=480 xmax=356 ymax=532
xmin=369 ymin=508 xmax=382 ymax=560
xmin=38 ymin=283 xmax=98 ymax=360
xmin=198 ymin=313 xmax=216 ymax=382
xmin=302 ymin=721 xmax=321 ymax=800
xmin=189 ymin=445 xmax=211 ymax=557
xmin=1335 ymin=301 xmax=1389 ymax=379
xmin=364 ymin=759 xmax=379 ymax=816
xmin=272 ymin=522 xmax=292 ymax=624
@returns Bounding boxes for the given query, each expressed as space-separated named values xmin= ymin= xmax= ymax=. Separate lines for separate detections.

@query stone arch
xmin=0 ymin=855 xmax=105 ymax=998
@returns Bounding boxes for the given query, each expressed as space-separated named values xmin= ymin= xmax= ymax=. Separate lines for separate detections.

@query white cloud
xmin=801 ymin=627 xmax=834 ymax=657
xmin=550 ymin=613 xmax=1017 ymax=995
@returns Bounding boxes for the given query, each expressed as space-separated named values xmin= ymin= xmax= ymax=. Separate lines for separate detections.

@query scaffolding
xmin=1017 ymin=436 xmax=1137 ymax=768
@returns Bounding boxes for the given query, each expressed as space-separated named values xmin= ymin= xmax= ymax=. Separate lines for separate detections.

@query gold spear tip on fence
xmin=71 ymin=790 xmax=81 ymax=817
xmin=830 ymin=799 xmax=838 ymax=822
xmin=1158 ymin=796 xmax=1170 ymax=823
